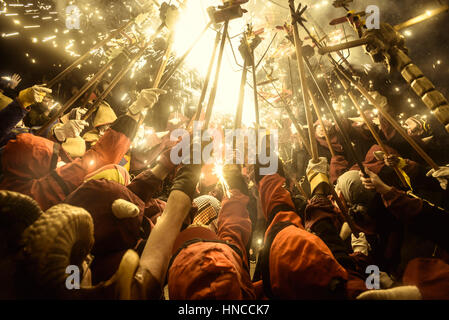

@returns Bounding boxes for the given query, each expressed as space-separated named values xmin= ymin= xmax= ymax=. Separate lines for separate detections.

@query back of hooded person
xmin=64 ymin=160 xmax=177 ymax=284
xmin=64 ymin=174 xmax=145 ymax=284
xmin=253 ymin=151 xmax=371 ymax=300
xmin=0 ymin=111 xmax=138 ymax=210
xmin=335 ymin=170 xmax=406 ymax=274
xmin=167 ymin=167 xmax=256 ymax=300
xmin=0 ymin=86 xmax=165 ymax=211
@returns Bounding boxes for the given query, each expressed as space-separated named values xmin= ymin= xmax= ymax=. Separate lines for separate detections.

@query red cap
xmin=269 ymin=225 xmax=349 ymax=299
xmin=2 ymin=133 xmax=56 ymax=179
xmin=168 ymin=226 xmax=252 ymax=299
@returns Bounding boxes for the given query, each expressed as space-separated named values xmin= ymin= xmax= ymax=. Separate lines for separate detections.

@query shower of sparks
xmin=0 ymin=0 xmax=446 ymax=136
xmin=212 ymin=163 xmax=231 ymax=199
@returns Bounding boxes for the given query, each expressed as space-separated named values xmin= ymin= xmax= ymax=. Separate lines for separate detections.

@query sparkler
xmin=212 ymin=163 xmax=231 ymax=198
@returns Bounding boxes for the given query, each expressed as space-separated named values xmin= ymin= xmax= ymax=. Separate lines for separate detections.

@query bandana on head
xmin=192 ymin=195 xmax=221 ymax=226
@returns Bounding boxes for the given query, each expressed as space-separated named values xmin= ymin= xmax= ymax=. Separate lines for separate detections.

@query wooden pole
xmin=303 ymin=55 xmax=368 ymax=176
xmin=249 ymin=50 xmax=260 ymax=128
xmin=308 ymin=89 xmax=336 ymax=158
xmin=37 ymin=59 xmax=115 ymax=135
xmin=134 ymin=27 xmax=178 ymax=129
xmin=81 ymin=24 xmax=166 ymax=122
xmin=152 ymin=33 xmax=174 ymax=89
xmin=234 ymin=60 xmax=249 ymax=129
xmin=191 ymin=28 xmax=221 ymax=125
xmin=335 ymin=64 xmax=440 ymax=170
xmin=267 ymin=60 xmax=312 ymax=156
xmin=394 ymin=5 xmax=449 ymax=31
xmin=160 ymin=22 xmax=212 ymax=89
xmin=203 ymin=20 xmax=229 ymax=129
xmin=47 ymin=20 xmax=134 ymax=88
xmin=82 ymin=45 xmax=150 ymax=121
xmin=284 ymin=104 xmax=312 ymax=157
xmin=335 ymin=70 xmax=411 ymax=189
xmin=289 ymin=0 xmax=318 ymax=162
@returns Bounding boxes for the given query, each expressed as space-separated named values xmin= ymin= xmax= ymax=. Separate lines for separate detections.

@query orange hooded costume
xmin=167 ymin=190 xmax=256 ymax=300
xmin=0 ymin=115 xmax=137 ymax=210
xmin=257 ymin=173 xmax=367 ymax=299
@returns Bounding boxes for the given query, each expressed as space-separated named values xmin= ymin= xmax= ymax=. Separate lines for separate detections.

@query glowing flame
xmin=172 ymin=0 xmax=257 ymax=126
xmin=212 ymin=163 xmax=231 ymax=198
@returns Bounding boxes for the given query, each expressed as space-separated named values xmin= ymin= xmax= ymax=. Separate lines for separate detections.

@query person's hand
xmin=384 ymin=154 xmax=399 ymax=167
xmin=128 ymin=88 xmax=166 ymax=115
xmin=170 ymin=135 xmax=204 ymax=200
xmin=157 ymin=140 xmax=181 ymax=172
xmin=53 ymin=120 xmax=89 ymax=142
xmin=222 ymin=164 xmax=249 ymax=196
xmin=359 ymin=168 xmax=392 ymax=195
xmin=9 ymin=73 xmax=22 ymax=89
xmin=306 ymin=157 xmax=329 ymax=176
xmin=170 ymin=164 xmax=202 ymax=200
xmin=351 ymin=232 xmax=371 ymax=256
xmin=369 ymin=90 xmax=388 ymax=107
xmin=426 ymin=166 xmax=449 ymax=190
xmin=17 ymin=85 xmax=52 ymax=109
xmin=68 ymin=107 xmax=87 ymax=120
xmin=254 ymin=134 xmax=284 ymax=184
xmin=306 ymin=157 xmax=330 ymax=195
xmin=356 ymin=286 xmax=422 ymax=300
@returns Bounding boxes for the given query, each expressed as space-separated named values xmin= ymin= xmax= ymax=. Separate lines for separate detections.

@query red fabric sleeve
xmin=259 ymin=174 xmax=303 ymax=236
xmin=330 ymin=155 xmax=350 ymax=184
xmin=127 ymin=169 xmax=163 ymax=203
xmin=77 ymin=128 xmax=131 ymax=171
xmin=259 ymin=174 xmax=295 ymax=219
xmin=382 ymin=187 xmax=423 ymax=222
xmin=217 ymin=190 xmax=251 ymax=264
xmin=379 ymin=112 xmax=397 ymax=142
xmin=403 ymin=258 xmax=449 ymax=300
xmin=32 ymin=129 xmax=131 ymax=210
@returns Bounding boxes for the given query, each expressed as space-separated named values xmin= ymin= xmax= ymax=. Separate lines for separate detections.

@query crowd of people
xmin=1 ymin=69 xmax=449 ymax=300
